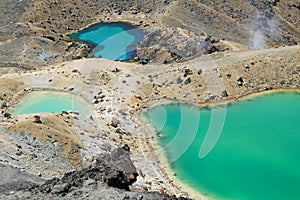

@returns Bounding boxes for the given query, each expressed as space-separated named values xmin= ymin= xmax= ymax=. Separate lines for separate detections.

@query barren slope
xmin=0 ymin=0 xmax=299 ymax=68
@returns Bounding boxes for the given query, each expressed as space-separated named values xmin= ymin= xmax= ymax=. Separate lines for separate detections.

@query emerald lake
xmin=144 ymin=91 xmax=300 ymax=200
xmin=12 ymin=91 xmax=91 ymax=115
xmin=67 ymin=22 xmax=147 ymax=61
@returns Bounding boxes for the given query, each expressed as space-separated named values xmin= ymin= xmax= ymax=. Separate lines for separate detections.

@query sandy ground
xmin=0 ymin=45 xmax=300 ymax=199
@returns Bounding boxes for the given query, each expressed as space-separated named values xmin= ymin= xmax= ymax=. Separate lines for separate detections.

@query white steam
xmin=252 ymin=28 xmax=267 ymax=49
xmin=251 ymin=13 xmax=279 ymax=49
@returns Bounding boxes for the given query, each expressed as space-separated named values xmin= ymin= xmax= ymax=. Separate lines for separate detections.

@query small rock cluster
xmin=93 ymin=91 xmax=106 ymax=104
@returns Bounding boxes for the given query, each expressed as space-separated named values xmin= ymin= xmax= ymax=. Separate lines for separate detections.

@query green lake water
xmin=144 ymin=91 xmax=300 ymax=200
xmin=67 ymin=22 xmax=147 ymax=60
xmin=12 ymin=91 xmax=91 ymax=115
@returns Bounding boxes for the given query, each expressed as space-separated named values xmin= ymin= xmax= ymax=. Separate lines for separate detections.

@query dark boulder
xmin=33 ymin=115 xmax=42 ymax=123
xmin=111 ymin=117 xmax=120 ymax=128
xmin=237 ymin=77 xmax=244 ymax=86
xmin=42 ymin=35 xmax=55 ymax=42
xmin=184 ymin=77 xmax=191 ymax=85
xmin=1 ymin=101 xmax=7 ymax=108
xmin=98 ymin=146 xmax=138 ymax=189
xmin=221 ymin=90 xmax=228 ymax=97
xmin=198 ymin=69 xmax=203 ymax=75
xmin=176 ymin=76 xmax=183 ymax=84
xmin=4 ymin=112 xmax=11 ymax=118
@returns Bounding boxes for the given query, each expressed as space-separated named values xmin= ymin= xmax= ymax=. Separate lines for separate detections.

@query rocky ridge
xmin=137 ymin=28 xmax=229 ymax=64
xmin=0 ymin=146 xmax=190 ymax=200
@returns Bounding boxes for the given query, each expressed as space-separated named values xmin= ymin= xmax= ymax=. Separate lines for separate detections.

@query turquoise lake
xmin=68 ymin=22 xmax=147 ymax=60
xmin=144 ymin=91 xmax=300 ymax=200
xmin=12 ymin=91 xmax=91 ymax=115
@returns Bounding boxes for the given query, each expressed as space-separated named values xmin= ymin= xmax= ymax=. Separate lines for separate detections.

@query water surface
xmin=145 ymin=91 xmax=300 ymax=200
xmin=12 ymin=91 xmax=91 ymax=115
xmin=68 ymin=22 xmax=147 ymax=60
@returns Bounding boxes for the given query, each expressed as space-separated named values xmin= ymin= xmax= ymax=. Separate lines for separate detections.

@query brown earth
xmin=5 ymin=114 xmax=83 ymax=169
xmin=0 ymin=0 xmax=299 ymax=68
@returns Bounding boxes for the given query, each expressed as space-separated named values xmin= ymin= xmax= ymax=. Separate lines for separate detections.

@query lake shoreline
xmin=11 ymin=91 xmax=93 ymax=115
xmin=141 ymin=89 xmax=300 ymax=200
xmin=137 ymin=88 xmax=300 ymax=112
xmin=1 ymin=45 xmax=300 ymax=199
xmin=66 ymin=21 xmax=148 ymax=61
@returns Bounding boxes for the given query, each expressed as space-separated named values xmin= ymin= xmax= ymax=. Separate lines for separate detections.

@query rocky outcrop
xmin=32 ymin=146 xmax=138 ymax=193
xmin=95 ymin=145 xmax=138 ymax=190
xmin=0 ymin=146 xmax=191 ymax=200
xmin=137 ymin=28 xmax=229 ymax=63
